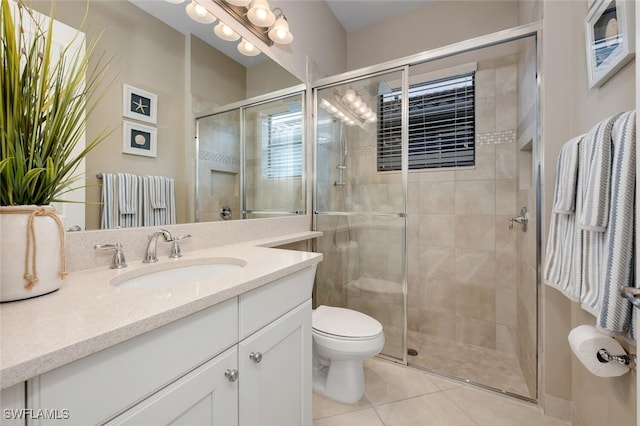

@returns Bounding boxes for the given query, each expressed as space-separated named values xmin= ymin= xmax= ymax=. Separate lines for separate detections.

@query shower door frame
xmin=194 ymin=83 xmax=307 ymax=222
xmin=311 ymin=21 xmax=543 ymax=401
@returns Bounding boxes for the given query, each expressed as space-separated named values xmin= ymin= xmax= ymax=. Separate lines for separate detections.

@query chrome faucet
xmin=143 ymin=229 xmax=172 ymax=263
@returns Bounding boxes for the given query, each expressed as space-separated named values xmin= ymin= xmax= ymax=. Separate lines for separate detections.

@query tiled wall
xmin=197 ymin=111 xmax=241 ymax=222
xmin=406 ymin=56 xmax=519 ymax=354
xmin=314 ymin=56 xmax=523 ymax=361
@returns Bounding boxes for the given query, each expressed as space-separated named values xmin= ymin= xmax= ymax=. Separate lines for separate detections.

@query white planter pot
xmin=0 ymin=206 xmax=66 ymax=302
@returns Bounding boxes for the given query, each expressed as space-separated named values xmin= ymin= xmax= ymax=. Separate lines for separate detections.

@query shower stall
xmin=195 ymin=86 xmax=305 ymax=222
xmin=313 ymin=26 xmax=540 ymax=400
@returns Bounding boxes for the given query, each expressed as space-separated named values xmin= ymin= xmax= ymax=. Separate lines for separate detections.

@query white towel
xmin=578 ymin=114 xmax=620 ymax=314
xmin=552 ymin=137 xmax=581 ymax=214
xmin=100 ymin=173 xmax=118 ymax=229
xmin=596 ymin=111 xmax=636 ymax=342
xmin=544 ymin=136 xmax=583 ymax=301
xmin=580 ymin=113 xmax=622 ymax=231
xmin=117 ymin=173 xmax=138 ymax=214
xmin=149 ymin=175 xmax=167 ymax=209
xmin=141 ymin=176 xmax=176 ymax=226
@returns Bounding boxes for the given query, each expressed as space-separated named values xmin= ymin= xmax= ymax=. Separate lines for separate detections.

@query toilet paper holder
xmin=597 ymin=348 xmax=636 ymax=369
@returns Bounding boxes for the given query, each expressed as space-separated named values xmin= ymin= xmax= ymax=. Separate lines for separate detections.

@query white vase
xmin=0 ymin=206 xmax=66 ymax=302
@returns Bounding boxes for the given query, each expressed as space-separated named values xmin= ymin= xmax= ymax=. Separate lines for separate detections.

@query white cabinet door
xmin=239 ymin=300 xmax=312 ymax=426
xmin=106 ymin=346 xmax=238 ymax=426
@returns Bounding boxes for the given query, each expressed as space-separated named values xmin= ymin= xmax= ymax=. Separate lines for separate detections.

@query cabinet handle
xmin=249 ymin=352 xmax=263 ymax=363
xmin=224 ymin=369 xmax=239 ymax=382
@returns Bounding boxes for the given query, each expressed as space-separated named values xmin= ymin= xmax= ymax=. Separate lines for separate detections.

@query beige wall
xmin=541 ymin=0 xmax=636 ymax=424
xmin=246 ymin=60 xmax=302 ymax=99
xmin=35 ymin=1 xmax=190 ymax=231
xmin=346 ymin=1 xmax=520 ymax=71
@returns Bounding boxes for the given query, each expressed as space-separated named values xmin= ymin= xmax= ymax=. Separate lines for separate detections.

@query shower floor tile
xmin=313 ymin=358 xmax=569 ymax=426
xmin=406 ymin=330 xmax=531 ymax=398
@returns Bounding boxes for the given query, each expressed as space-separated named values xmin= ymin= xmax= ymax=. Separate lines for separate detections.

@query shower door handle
xmin=509 ymin=207 xmax=528 ymax=231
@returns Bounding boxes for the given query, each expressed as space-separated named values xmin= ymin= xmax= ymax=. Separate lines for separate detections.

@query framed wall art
xmin=585 ymin=0 xmax=635 ymax=88
xmin=123 ymin=84 xmax=157 ymax=124
xmin=122 ymin=120 xmax=157 ymax=158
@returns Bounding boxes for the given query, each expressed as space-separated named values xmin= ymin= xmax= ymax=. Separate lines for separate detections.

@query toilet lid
xmin=312 ymin=305 xmax=383 ymax=338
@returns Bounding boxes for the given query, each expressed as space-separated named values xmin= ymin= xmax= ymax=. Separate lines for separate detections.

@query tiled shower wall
xmin=406 ymin=56 xmax=519 ymax=354
xmin=315 ymin=55 xmax=526 ymax=363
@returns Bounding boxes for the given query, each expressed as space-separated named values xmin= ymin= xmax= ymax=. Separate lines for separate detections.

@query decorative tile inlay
xmin=475 ymin=130 xmax=516 ymax=145
xmin=198 ymin=150 xmax=240 ymax=166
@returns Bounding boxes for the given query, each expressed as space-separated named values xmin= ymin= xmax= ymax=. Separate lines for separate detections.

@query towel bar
xmin=621 ymin=286 xmax=640 ymax=309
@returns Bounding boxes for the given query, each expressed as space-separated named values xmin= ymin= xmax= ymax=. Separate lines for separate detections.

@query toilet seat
xmin=312 ymin=305 xmax=383 ymax=340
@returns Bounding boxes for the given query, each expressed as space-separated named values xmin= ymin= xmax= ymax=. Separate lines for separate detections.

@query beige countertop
xmin=0 ymin=232 xmax=322 ymax=389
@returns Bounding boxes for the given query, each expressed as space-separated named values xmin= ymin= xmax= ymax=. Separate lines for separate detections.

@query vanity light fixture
xmin=267 ymin=11 xmax=293 ymax=44
xmin=247 ymin=0 xmax=275 ymax=27
xmin=214 ymin=21 xmax=241 ymax=41
xmin=338 ymin=89 xmax=377 ymax=123
xmin=167 ymin=0 xmax=294 ymax=58
xmin=319 ymin=98 xmax=357 ymax=127
xmin=224 ymin=0 xmax=251 ymax=6
xmin=186 ymin=0 xmax=216 ymax=24
xmin=237 ymin=38 xmax=260 ymax=56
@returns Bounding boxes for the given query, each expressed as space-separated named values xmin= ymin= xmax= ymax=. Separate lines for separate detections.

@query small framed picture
xmin=585 ymin=0 xmax=635 ymax=88
xmin=122 ymin=120 xmax=157 ymax=158
xmin=123 ymin=84 xmax=157 ymax=124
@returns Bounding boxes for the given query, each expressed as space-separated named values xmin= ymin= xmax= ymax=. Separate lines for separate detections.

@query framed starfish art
xmin=123 ymin=84 xmax=158 ymax=124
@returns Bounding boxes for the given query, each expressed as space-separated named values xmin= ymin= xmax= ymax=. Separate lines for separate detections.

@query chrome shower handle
xmin=509 ymin=207 xmax=528 ymax=231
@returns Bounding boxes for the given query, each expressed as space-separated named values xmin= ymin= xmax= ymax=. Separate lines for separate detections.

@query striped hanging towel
xmin=100 ymin=173 xmax=118 ymax=229
xmin=142 ymin=176 xmax=176 ymax=226
xmin=117 ymin=173 xmax=140 ymax=228
xmin=596 ymin=111 xmax=636 ymax=342
xmin=578 ymin=113 xmax=621 ymax=315
xmin=544 ymin=136 xmax=583 ymax=301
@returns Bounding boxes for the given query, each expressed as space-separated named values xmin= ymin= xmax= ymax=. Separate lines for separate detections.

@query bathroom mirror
xmin=30 ymin=0 xmax=304 ymax=230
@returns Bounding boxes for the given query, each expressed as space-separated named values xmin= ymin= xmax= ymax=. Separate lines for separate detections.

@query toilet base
xmin=312 ymin=356 xmax=366 ymax=404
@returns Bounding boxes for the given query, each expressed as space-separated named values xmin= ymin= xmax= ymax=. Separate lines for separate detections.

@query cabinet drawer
xmin=239 ymin=266 xmax=316 ymax=340
xmin=29 ymin=297 xmax=238 ymax=426
xmin=105 ymin=346 xmax=238 ymax=426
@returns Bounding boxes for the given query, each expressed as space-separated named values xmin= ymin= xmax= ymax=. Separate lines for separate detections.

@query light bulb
xmin=247 ymin=0 xmax=275 ymax=26
xmin=186 ymin=1 xmax=216 ymax=24
xmin=351 ymin=96 xmax=362 ymax=109
xmin=267 ymin=15 xmax=293 ymax=44
xmin=357 ymin=105 xmax=367 ymax=114
xmin=214 ymin=21 xmax=240 ymax=41
xmin=328 ymin=105 xmax=338 ymax=114
xmin=320 ymin=99 xmax=331 ymax=109
xmin=342 ymin=89 xmax=356 ymax=105
xmin=237 ymin=38 xmax=260 ymax=56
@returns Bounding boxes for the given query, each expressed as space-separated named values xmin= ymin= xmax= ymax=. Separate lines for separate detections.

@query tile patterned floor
xmin=313 ymin=358 xmax=569 ymax=426
xmin=406 ymin=330 xmax=532 ymax=398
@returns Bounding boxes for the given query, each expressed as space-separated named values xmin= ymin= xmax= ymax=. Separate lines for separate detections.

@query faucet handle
xmin=168 ymin=234 xmax=191 ymax=258
xmin=94 ymin=243 xmax=128 ymax=269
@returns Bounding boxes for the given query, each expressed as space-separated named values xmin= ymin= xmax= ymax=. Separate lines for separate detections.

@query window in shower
xmin=377 ymin=72 xmax=475 ymax=171
xmin=261 ymin=110 xmax=303 ymax=179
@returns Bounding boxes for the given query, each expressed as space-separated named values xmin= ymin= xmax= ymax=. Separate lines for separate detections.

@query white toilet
xmin=311 ymin=305 xmax=385 ymax=404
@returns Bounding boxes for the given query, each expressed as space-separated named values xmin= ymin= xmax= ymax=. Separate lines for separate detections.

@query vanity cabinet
xmin=239 ymin=301 xmax=311 ymax=426
xmin=23 ymin=265 xmax=315 ymax=426
xmin=106 ymin=347 xmax=239 ymax=425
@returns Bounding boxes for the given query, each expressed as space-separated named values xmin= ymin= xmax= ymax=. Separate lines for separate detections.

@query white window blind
xmin=377 ymin=72 xmax=475 ymax=171
xmin=261 ymin=110 xmax=303 ymax=179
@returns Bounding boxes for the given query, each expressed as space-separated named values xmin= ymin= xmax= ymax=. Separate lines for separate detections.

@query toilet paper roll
xmin=568 ymin=325 xmax=629 ymax=377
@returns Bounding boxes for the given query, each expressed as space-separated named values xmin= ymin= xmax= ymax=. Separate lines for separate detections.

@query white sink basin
xmin=112 ymin=258 xmax=246 ymax=289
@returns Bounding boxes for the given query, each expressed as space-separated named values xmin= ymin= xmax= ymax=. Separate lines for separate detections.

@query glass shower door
xmin=314 ymin=69 xmax=407 ymax=361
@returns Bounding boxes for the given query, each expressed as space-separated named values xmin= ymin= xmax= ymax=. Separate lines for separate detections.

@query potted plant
xmin=0 ymin=0 xmax=110 ymax=302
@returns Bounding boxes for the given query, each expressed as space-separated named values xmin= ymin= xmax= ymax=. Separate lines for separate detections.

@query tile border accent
xmin=476 ymin=130 xmax=516 ymax=145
